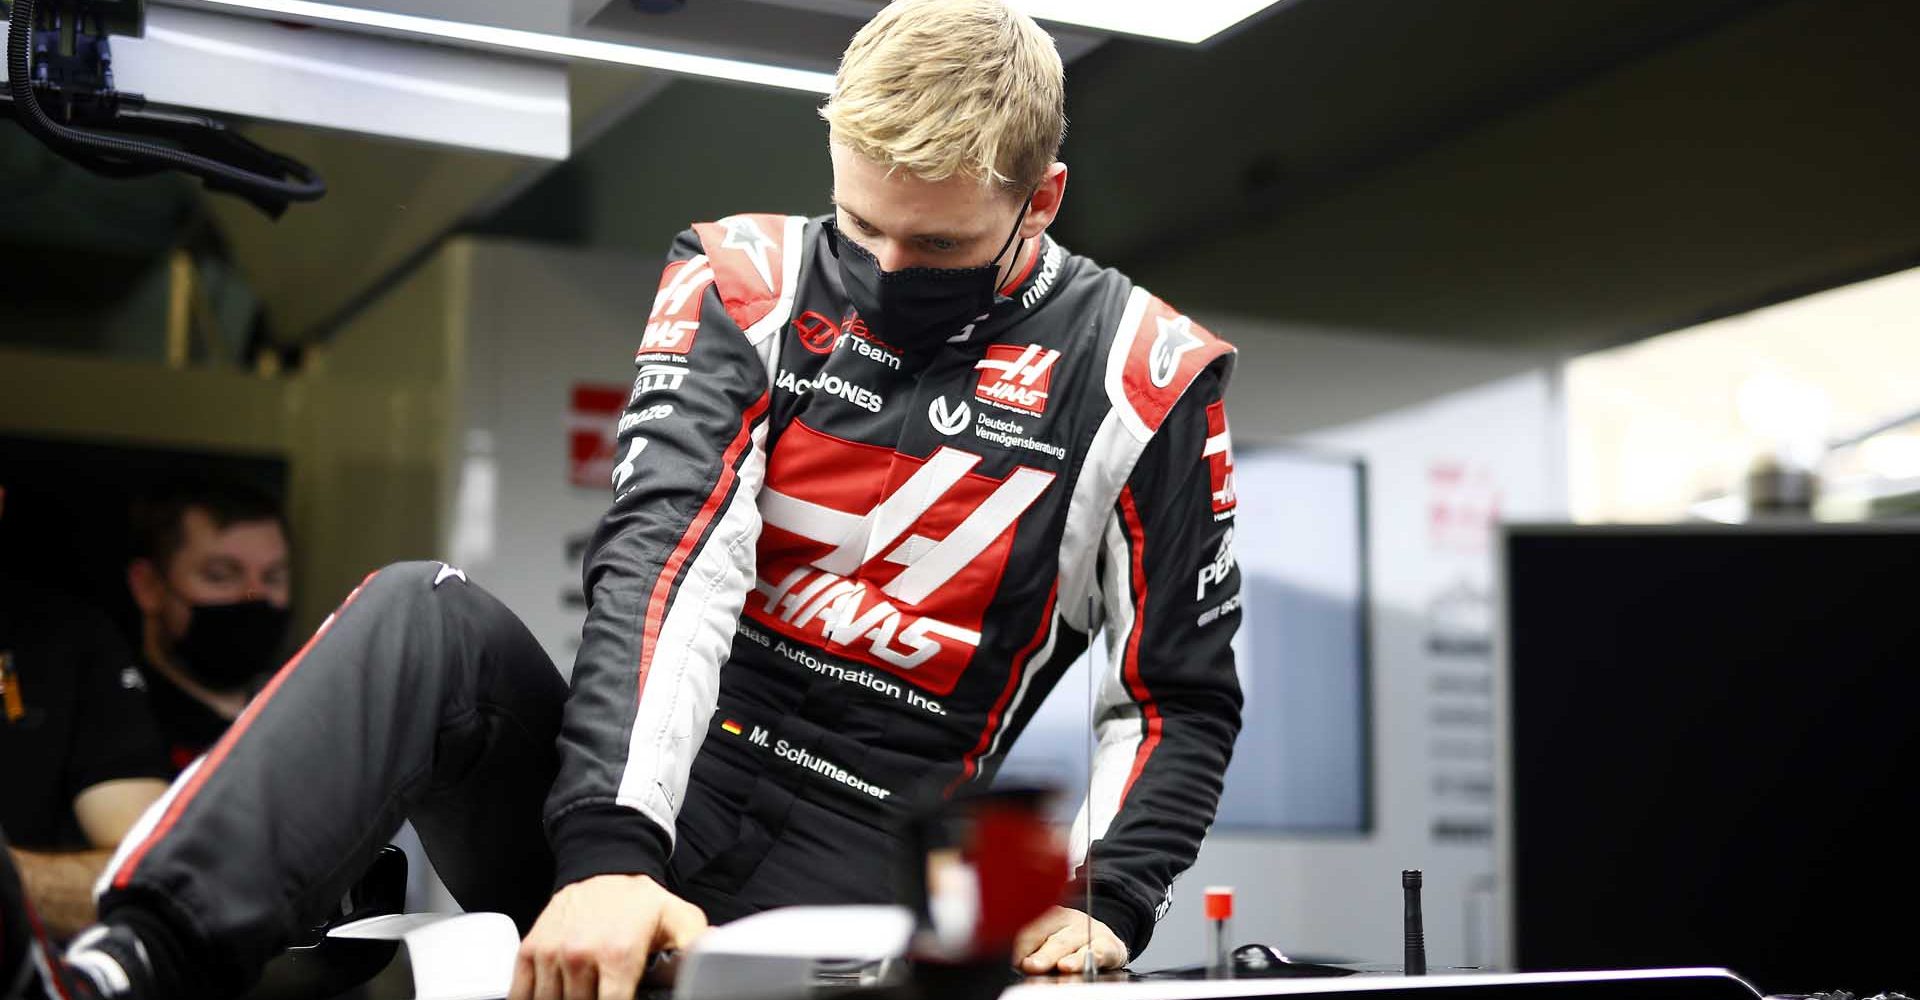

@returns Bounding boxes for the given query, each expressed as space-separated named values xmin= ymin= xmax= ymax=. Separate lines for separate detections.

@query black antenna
xmin=1084 ymin=592 xmax=1097 ymax=982
xmin=1403 ymin=869 xmax=1427 ymax=976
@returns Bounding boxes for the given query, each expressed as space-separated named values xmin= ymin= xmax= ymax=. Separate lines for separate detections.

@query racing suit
xmin=545 ymin=214 xmax=1244 ymax=956
xmin=95 ymin=214 xmax=1242 ymax=984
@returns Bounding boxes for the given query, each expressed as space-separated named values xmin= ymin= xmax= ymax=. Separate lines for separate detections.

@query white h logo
xmin=651 ymin=255 xmax=713 ymax=319
xmin=975 ymin=344 xmax=1060 ymax=387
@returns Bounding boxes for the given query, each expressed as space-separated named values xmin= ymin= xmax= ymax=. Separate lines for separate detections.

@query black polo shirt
xmin=0 ymin=575 xmax=172 ymax=850
xmin=138 ymin=662 xmax=235 ymax=774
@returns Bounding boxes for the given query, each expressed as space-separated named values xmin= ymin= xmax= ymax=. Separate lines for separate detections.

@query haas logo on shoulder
xmin=1204 ymin=400 xmax=1236 ymax=519
xmin=973 ymin=344 xmax=1059 ymax=416
xmin=641 ymin=256 xmax=714 ymax=357
xmin=746 ymin=422 xmax=1055 ymax=695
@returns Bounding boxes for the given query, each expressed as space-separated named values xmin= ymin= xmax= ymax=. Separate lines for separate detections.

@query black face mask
xmin=825 ymin=196 xmax=1031 ymax=355
xmin=172 ymin=599 xmax=292 ymax=692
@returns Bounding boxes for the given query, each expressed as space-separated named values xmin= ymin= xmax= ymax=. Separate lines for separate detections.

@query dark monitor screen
xmin=1504 ymin=524 xmax=1920 ymax=996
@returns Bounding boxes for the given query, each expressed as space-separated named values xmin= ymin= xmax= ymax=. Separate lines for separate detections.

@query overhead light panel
xmin=1018 ymin=0 xmax=1290 ymax=44
xmin=183 ymin=0 xmax=837 ymax=93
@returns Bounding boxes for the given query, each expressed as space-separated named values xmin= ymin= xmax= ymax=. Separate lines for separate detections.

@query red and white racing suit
xmin=546 ymin=214 xmax=1245 ymax=956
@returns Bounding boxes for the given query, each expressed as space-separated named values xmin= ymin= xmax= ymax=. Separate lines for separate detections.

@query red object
xmin=965 ymin=799 xmax=1069 ymax=955
xmin=638 ymin=257 xmax=708 ymax=357
xmin=1204 ymin=400 xmax=1237 ymax=519
xmin=691 ymin=213 xmax=793 ymax=332
xmin=973 ymin=343 xmax=1060 ymax=416
xmin=1115 ymin=296 xmax=1233 ymax=434
xmin=743 ymin=420 xmax=1056 ymax=695
xmin=793 ymin=311 xmax=842 ymax=354
xmin=1205 ymin=887 xmax=1234 ymax=921
xmin=568 ymin=383 xmax=629 ymax=488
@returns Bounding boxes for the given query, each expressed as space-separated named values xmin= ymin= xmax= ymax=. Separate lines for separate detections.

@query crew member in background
xmin=0 ymin=485 xmax=171 ymax=940
xmin=124 ymin=481 xmax=293 ymax=771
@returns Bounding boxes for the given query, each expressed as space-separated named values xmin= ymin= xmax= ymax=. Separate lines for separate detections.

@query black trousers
xmin=98 ymin=562 xmax=909 ymax=993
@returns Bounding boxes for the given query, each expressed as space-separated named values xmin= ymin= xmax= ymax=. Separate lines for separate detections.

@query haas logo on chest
xmin=747 ymin=422 xmax=1054 ymax=695
xmin=974 ymin=344 xmax=1060 ymax=416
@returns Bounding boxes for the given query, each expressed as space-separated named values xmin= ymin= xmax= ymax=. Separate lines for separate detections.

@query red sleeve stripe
xmin=944 ymin=582 xmax=1060 ymax=797
xmin=635 ymin=393 xmax=771 ymax=705
xmin=111 ymin=571 xmax=379 ymax=890
xmin=1115 ymin=487 xmax=1164 ymax=808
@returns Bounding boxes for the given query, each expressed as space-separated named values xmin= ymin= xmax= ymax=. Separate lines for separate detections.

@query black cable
xmin=6 ymin=0 xmax=325 ymax=213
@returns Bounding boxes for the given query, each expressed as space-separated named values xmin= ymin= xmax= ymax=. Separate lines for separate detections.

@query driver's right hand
xmin=510 ymin=873 xmax=708 ymax=1000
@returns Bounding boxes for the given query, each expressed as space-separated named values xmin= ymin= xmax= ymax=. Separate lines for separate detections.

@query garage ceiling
xmin=5 ymin=0 xmax=1916 ymax=359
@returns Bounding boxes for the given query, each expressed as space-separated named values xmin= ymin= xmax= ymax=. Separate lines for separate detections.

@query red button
xmin=1204 ymin=886 xmax=1234 ymax=920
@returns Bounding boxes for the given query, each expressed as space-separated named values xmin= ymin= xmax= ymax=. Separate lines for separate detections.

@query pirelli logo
xmin=632 ymin=363 xmax=687 ymax=399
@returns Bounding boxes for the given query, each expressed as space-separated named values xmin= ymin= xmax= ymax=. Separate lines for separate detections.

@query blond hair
xmin=821 ymin=0 xmax=1066 ymax=192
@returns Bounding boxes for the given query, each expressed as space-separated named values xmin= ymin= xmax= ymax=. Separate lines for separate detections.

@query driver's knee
xmin=352 ymin=560 xmax=560 ymax=696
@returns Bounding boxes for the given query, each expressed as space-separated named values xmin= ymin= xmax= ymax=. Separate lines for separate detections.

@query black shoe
xmin=60 ymin=923 xmax=159 ymax=1000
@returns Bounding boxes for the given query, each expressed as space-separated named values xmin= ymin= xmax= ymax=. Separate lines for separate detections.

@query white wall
xmin=450 ymin=238 xmax=664 ymax=672
xmin=1566 ymin=263 xmax=1920 ymax=523
xmin=1134 ymin=316 xmax=1566 ymax=973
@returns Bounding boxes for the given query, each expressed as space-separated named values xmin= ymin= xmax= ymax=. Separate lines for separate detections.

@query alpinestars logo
xmin=974 ymin=344 xmax=1060 ymax=416
xmin=747 ymin=422 xmax=1056 ymax=695
xmin=1149 ymin=315 xmax=1203 ymax=388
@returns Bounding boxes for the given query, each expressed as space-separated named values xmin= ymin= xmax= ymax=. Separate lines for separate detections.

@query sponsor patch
xmin=1198 ymin=593 xmax=1242 ymax=629
xmin=1197 ymin=526 xmax=1236 ymax=600
xmin=617 ymin=403 xmax=674 ymax=435
xmin=1020 ymin=241 xmax=1065 ymax=310
xmin=747 ymin=421 xmax=1055 ymax=695
xmin=641 ymin=256 xmax=713 ymax=358
xmin=1149 ymin=314 xmax=1203 ymax=389
xmin=793 ymin=311 xmax=841 ymax=355
xmin=632 ymin=363 xmax=688 ymax=399
xmin=974 ymin=343 xmax=1059 ymax=416
xmin=847 ymin=333 xmax=902 ymax=370
xmin=929 ymin=396 xmax=972 ymax=436
xmin=972 ymin=412 xmax=1065 ymax=461
xmin=611 ymin=437 xmax=649 ymax=493
xmin=775 ymin=369 xmax=884 ymax=414
xmin=1204 ymin=400 xmax=1237 ymax=519
xmin=1113 ymin=293 xmax=1234 ymax=435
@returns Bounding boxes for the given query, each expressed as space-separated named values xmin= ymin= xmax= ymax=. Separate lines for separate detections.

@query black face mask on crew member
xmin=171 ymin=599 xmax=293 ymax=692
xmin=825 ymin=195 xmax=1032 ymax=355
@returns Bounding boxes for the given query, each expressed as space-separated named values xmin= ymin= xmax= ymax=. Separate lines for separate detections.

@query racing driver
xmin=10 ymin=1 xmax=1245 ymax=998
